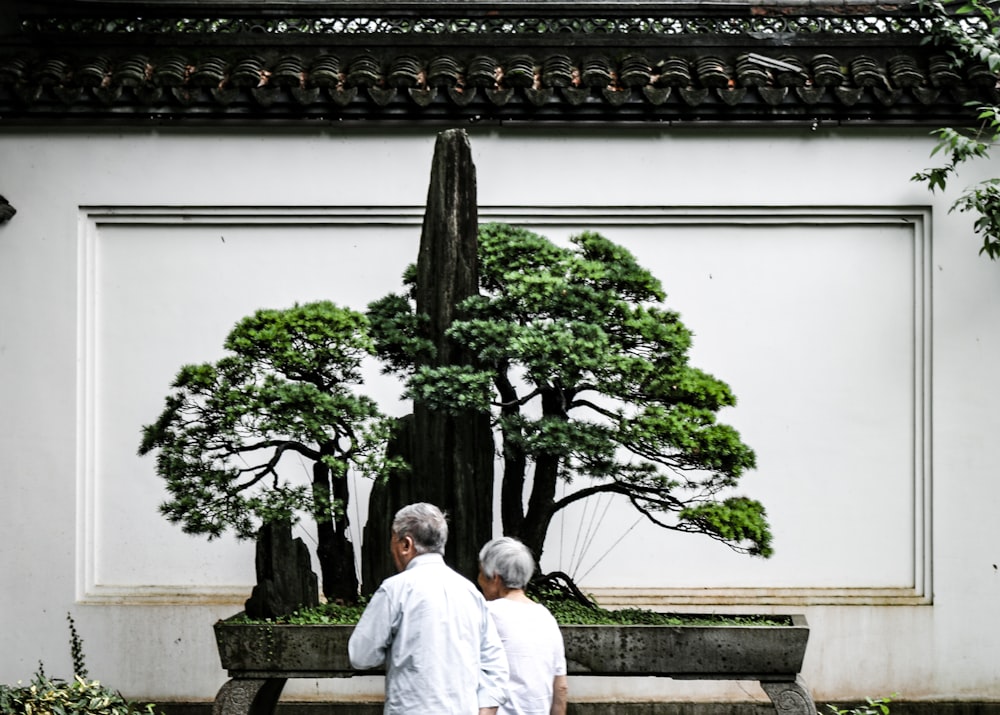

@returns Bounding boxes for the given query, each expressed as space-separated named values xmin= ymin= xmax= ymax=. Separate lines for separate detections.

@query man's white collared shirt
xmin=348 ymin=553 xmax=509 ymax=714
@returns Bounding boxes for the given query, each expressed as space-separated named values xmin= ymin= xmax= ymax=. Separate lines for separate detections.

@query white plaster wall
xmin=1 ymin=125 xmax=998 ymax=705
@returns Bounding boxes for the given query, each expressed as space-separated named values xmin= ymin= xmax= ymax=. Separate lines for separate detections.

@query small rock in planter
xmin=244 ymin=521 xmax=319 ymax=620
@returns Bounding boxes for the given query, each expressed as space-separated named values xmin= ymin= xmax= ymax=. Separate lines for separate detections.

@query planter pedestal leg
xmin=212 ymin=678 xmax=287 ymax=715
xmin=760 ymin=676 xmax=816 ymax=715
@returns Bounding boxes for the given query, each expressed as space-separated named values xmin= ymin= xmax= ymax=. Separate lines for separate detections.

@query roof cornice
xmin=0 ymin=0 xmax=992 ymax=127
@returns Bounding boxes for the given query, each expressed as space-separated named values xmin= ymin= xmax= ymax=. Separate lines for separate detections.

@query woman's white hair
xmin=392 ymin=502 xmax=448 ymax=555
xmin=479 ymin=536 xmax=536 ymax=589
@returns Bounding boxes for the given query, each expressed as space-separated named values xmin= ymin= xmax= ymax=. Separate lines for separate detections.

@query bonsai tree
xmin=368 ymin=223 xmax=772 ymax=568
xmin=139 ymin=300 xmax=400 ymax=604
xmin=138 ymin=128 xmax=770 ymax=602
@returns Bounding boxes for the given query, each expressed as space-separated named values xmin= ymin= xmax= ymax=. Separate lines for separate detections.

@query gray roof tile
xmin=0 ymin=4 xmax=994 ymax=125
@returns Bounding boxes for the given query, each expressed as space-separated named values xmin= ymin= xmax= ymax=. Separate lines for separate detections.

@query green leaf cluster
xmin=0 ymin=675 xmax=157 ymax=715
xmin=913 ymin=0 xmax=1000 ymax=258
xmin=366 ymin=292 xmax=434 ymax=374
xmin=138 ymin=300 xmax=400 ymax=541
xmin=824 ymin=695 xmax=896 ymax=715
xmin=0 ymin=616 xmax=158 ymax=715
xmin=679 ymin=497 xmax=773 ymax=558
xmin=369 ymin=223 xmax=770 ymax=559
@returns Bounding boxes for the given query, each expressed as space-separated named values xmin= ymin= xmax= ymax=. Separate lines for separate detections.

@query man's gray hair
xmin=392 ymin=502 xmax=448 ymax=555
xmin=478 ymin=536 xmax=536 ymax=589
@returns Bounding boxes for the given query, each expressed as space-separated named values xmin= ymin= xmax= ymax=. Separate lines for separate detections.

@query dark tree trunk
xmin=518 ymin=387 xmax=567 ymax=560
xmin=313 ymin=459 xmax=359 ymax=602
xmin=496 ymin=369 xmax=527 ymax=539
xmin=361 ymin=414 xmax=414 ymax=595
xmin=520 ymin=458 xmax=559 ymax=561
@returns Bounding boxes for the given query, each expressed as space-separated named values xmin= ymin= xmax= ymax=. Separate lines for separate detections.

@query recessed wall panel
xmin=78 ymin=206 xmax=929 ymax=605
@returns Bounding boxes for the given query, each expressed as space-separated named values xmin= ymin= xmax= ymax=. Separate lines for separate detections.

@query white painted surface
xmin=1 ymin=126 xmax=998 ymax=703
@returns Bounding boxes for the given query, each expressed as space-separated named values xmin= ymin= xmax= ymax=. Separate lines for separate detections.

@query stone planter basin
xmin=215 ymin=614 xmax=809 ymax=679
xmin=212 ymin=615 xmax=815 ymax=715
xmin=560 ymin=615 xmax=810 ymax=679
xmin=214 ymin=620 xmax=358 ymax=678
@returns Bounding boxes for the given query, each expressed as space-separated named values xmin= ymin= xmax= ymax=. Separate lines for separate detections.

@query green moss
xmin=543 ymin=599 xmax=787 ymax=627
xmin=228 ymin=597 xmax=788 ymax=627
xmin=229 ymin=601 xmax=369 ymax=625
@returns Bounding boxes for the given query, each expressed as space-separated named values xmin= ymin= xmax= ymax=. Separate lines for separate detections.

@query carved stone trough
xmin=212 ymin=615 xmax=815 ymax=715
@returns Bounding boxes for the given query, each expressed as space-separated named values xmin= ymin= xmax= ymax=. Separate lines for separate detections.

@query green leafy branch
xmin=368 ymin=223 xmax=771 ymax=563
xmin=912 ymin=0 xmax=1000 ymax=258
xmin=138 ymin=300 xmax=401 ymax=602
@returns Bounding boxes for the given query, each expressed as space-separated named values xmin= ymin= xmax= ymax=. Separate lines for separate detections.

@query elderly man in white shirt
xmin=348 ymin=502 xmax=510 ymax=715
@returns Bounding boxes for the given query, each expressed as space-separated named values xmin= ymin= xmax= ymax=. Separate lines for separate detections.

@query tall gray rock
xmin=363 ymin=129 xmax=494 ymax=591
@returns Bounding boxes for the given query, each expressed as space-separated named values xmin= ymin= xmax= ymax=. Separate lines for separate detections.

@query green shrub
xmin=0 ymin=673 xmax=156 ymax=715
xmin=824 ymin=695 xmax=895 ymax=715
xmin=0 ymin=614 xmax=158 ymax=715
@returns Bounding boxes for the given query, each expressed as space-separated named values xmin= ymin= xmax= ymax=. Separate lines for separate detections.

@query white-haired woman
xmin=478 ymin=537 xmax=568 ymax=715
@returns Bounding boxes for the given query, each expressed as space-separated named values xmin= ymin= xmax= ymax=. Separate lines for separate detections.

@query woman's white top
xmin=487 ymin=598 xmax=567 ymax=715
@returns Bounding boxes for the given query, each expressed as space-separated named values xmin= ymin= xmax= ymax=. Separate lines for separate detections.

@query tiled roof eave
xmin=0 ymin=56 xmax=985 ymax=126
xmin=0 ymin=9 xmax=995 ymax=126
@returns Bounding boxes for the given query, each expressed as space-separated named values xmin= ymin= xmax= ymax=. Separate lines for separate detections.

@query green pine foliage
xmin=368 ymin=223 xmax=771 ymax=563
